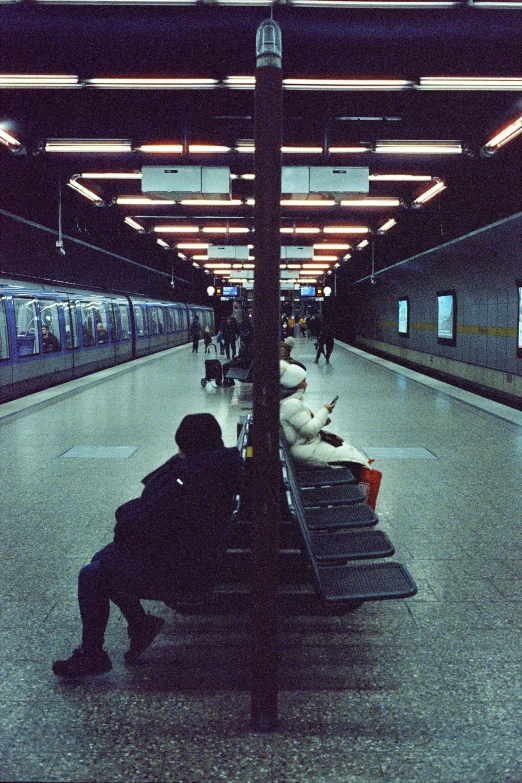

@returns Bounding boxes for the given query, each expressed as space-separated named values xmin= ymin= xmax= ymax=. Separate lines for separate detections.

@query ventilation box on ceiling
xmin=281 ymin=166 xmax=369 ymax=199
xmin=280 ymin=246 xmax=314 ymax=259
xmin=141 ymin=166 xmax=231 ymax=199
xmin=208 ymin=245 xmax=250 ymax=259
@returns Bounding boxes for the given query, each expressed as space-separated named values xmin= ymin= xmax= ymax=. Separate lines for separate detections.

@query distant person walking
xmin=189 ymin=315 xmax=203 ymax=353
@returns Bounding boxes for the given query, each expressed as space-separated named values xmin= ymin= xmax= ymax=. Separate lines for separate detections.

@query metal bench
xmin=296 ymin=467 xmax=355 ymax=487
xmin=224 ymin=361 xmax=253 ymax=382
xmin=300 ymin=482 xmax=366 ymax=507
xmin=280 ymin=435 xmax=417 ymax=605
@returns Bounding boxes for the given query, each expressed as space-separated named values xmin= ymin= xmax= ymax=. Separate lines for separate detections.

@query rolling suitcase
xmin=201 ymin=358 xmax=223 ymax=387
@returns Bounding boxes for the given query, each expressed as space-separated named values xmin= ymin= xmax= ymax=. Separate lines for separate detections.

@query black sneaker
xmin=124 ymin=614 xmax=165 ymax=664
xmin=52 ymin=646 xmax=112 ymax=678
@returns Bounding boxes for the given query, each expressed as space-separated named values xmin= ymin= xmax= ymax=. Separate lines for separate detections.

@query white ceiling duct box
xmin=281 ymin=269 xmax=300 ymax=279
xmin=280 ymin=246 xmax=314 ymax=259
xmin=141 ymin=166 xmax=231 ymax=198
xmin=232 ymin=270 xmax=254 ymax=279
xmin=281 ymin=166 xmax=369 ymax=199
xmin=208 ymin=245 xmax=250 ymax=259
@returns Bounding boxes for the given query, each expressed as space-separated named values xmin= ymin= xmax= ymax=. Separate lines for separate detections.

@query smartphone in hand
xmin=330 ymin=395 xmax=339 ymax=405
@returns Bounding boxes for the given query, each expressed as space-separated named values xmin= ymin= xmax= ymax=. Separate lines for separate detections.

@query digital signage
xmin=398 ymin=297 xmax=409 ymax=337
xmin=437 ymin=290 xmax=457 ymax=346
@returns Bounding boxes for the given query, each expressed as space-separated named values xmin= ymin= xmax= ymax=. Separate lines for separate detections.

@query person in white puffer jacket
xmin=279 ymin=360 xmax=371 ymax=477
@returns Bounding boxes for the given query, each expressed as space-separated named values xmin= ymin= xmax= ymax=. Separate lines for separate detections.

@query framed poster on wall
xmin=437 ymin=290 xmax=457 ymax=346
xmin=398 ymin=297 xmax=409 ymax=337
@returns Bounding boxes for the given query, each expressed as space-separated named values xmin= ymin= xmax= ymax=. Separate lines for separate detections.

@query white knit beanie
xmin=280 ymin=360 xmax=306 ymax=389
xmin=283 ymin=336 xmax=295 ymax=348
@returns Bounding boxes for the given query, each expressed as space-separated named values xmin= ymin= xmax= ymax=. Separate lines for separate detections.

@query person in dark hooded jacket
xmin=53 ymin=413 xmax=244 ymax=678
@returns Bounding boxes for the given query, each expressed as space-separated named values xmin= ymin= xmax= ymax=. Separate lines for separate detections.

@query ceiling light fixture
xmin=280 ymin=227 xmax=321 ymax=233
xmin=180 ymin=199 xmax=243 ymax=205
xmin=281 ymin=146 xmax=323 ymax=154
xmin=45 ymin=139 xmax=133 ymax=153
xmin=313 ymin=243 xmax=351 ymax=249
xmin=153 ymin=225 xmax=199 ymax=233
xmin=357 ymin=239 xmax=370 ymax=249
xmin=369 ymin=173 xmax=433 ymax=181
xmin=377 ymin=218 xmax=397 ymax=233
xmin=176 ymin=242 xmax=210 ymax=249
xmin=80 ymin=171 xmax=142 ymax=179
xmin=116 ymin=197 xmax=176 ymax=205
xmin=124 ymin=217 xmax=145 ymax=232
xmin=188 ymin=144 xmax=231 ymax=154
xmin=138 ymin=144 xmax=183 ymax=153
xmin=328 ymin=146 xmax=370 ymax=154
xmin=0 ymin=126 xmax=22 ymax=149
xmin=280 ymin=199 xmax=336 ymax=207
xmin=157 ymin=239 xmax=170 ymax=248
xmin=202 ymin=226 xmax=250 ymax=233
xmin=340 ymin=197 xmax=401 ymax=207
xmin=0 ymin=74 xmax=80 ymax=88
xmin=483 ymin=114 xmax=522 ymax=152
xmin=86 ymin=78 xmax=218 ymax=89
xmin=323 ymin=226 xmax=369 ymax=234
xmin=375 ymin=140 xmax=463 ymax=154
xmin=413 ymin=180 xmax=446 ymax=205
xmin=419 ymin=76 xmax=522 ymax=90
xmin=67 ymin=178 xmax=104 ymax=203
xmin=284 ymin=78 xmax=412 ymax=90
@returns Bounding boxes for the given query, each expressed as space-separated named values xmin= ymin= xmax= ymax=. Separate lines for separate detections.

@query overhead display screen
xmin=437 ymin=290 xmax=457 ymax=346
xmin=222 ymin=285 xmax=239 ymax=297
xmin=300 ymin=286 xmax=316 ymax=297
xmin=398 ymin=297 xmax=409 ymax=337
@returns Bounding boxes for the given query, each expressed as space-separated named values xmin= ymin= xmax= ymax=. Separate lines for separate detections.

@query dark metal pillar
xmin=250 ymin=18 xmax=283 ymax=733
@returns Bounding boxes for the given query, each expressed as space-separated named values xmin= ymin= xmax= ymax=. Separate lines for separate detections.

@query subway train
xmin=0 ymin=277 xmax=214 ymax=403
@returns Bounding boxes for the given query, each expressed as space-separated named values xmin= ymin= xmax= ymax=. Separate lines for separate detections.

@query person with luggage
xmin=52 ymin=413 xmax=244 ymax=677
xmin=221 ymin=315 xmax=238 ymax=360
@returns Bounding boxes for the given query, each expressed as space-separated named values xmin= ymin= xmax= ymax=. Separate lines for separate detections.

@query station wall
xmin=347 ymin=212 xmax=522 ymax=405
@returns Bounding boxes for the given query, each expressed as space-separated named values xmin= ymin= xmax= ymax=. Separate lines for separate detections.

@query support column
xmin=250 ymin=18 xmax=283 ymax=733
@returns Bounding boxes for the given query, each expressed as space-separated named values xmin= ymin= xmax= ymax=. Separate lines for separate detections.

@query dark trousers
xmin=78 ymin=545 xmax=169 ymax=652
xmin=192 ymin=337 xmax=200 ymax=353
xmin=224 ymin=340 xmax=236 ymax=360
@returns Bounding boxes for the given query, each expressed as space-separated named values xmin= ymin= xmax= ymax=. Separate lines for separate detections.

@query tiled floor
xmin=0 ymin=339 xmax=520 ymax=783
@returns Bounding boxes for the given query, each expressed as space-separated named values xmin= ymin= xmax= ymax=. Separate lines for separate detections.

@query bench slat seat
xmin=305 ymin=504 xmax=378 ymax=530
xmin=301 ymin=483 xmax=366 ymax=507
xmin=310 ymin=529 xmax=394 ymax=563
xmin=317 ymin=561 xmax=418 ymax=602
xmin=224 ymin=362 xmax=253 ymax=382
xmin=297 ymin=467 xmax=355 ymax=487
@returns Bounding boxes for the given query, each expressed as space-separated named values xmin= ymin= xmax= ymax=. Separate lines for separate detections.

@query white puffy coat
xmin=280 ymin=389 xmax=370 ymax=468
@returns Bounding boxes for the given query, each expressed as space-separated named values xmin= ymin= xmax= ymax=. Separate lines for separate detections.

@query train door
xmin=0 ymin=296 xmax=13 ymax=401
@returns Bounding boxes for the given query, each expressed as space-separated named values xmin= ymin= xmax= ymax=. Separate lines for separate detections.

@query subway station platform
xmin=0 ymin=338 xmax=520 ymax=783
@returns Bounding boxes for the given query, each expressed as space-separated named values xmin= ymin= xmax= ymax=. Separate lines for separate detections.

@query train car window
xmin=95 ymin=304 xmax=109 ymax=344
xmin=149 ymin=306 xmax=159 ymax=335
xmin=133 ymin=305 xmax=146 ymax=336
xmin=13 ymin=297 xmax=40 ymax=356
xmin=166 ymin=306 xmax=175 ymax=333
xmin=107 ymin=303 xmax=119 ymax=343
xmin=156 ymin=307 xmax=166 ymax=334
xmin=64 ymin=300 xmax=79 ymax=349
xmin=78 ymin=301 xmax=97 ymax=346
xmin=40 ymin=300 xmax=62 ymax=353
xmin=119 ymin=303 xmax=131 ymax=340
xmin=0 ymin=298 xmax=9 ymax=360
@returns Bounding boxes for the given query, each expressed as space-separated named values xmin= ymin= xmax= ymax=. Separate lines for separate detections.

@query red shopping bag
xmin=359 ymin=466 xmax=382 ymax=510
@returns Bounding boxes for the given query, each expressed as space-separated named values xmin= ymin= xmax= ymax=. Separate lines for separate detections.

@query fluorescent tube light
xmin=313 ymin=243 xmax=351 ymax=249
xmin=370 ymin=173 xmax=433 ymax=181
xmin=413 ymin=180 xmax=446 ymax=205
xmin=280 ymin=227 xmax=321 ymax=234
xmin=157 ymin=239 xmax=170 ymax=248
xmin=283 ymin=78 xmax=412 ymax=91
xmin=202 ymin=227 xmax=250 ymax=233
xmin=484 ymin=114 xmax=522 ymax=151
xmin=323 ymin=226 xmax=369 ymax=233
xmin=307 ymin=263 xmax=334 ymax=268
xmin=377 ymin=218 xmax=397 ymax=233
xmin=80 ymin=172 xmax=142 ymax=179
xmin=419 ymin=76 xmax=522 ymax=91
xmin=116 ymin=197 xmax=176 ymax=205
xmin=224 ymin=76 xmax=256 ymax=89
xmin=291 ymin=0 xmax=458 ymax=5
xmin=188 ymin=145 xmax=231 ymax=154
xmin=357 ymin=239 xmax=370 ymax=249
xmin=203 ymin=263 xmax=232 ymax=268
xmin=153 ymin=225 xmax=200 ymax=233
xmin=375 ymin=141 xmax=463 ymax=154
xmin=311 ymin=256 xmax=338 ymax=262
xmin=0 ymin=74 xmax=80 ymax=88
xmin=124 ymin=217 xmax=144 ymax=232
xmin=46 ymin=139 xmax=132 ymax=153
xmin=138 ymin=144 xmax=183 ymax=153
xmin=340 ymin=198 xmax=401 ymax=207
xmin=67 ymin=179 xmax=104 ymax=203
xmin=86 ymin=78 xmax=218 ymax=89
xmin=176 ymin=243 xmax=209 ymax=249
xmin=0 ymin=127 xmax=21 ymax=148
xmin=180 ymin=199 xmax=243 ymax=206
xmin=280 ymin=200 xmax=336 ymax=207
xmin=235 ymin=145 xmax=256 ymax=153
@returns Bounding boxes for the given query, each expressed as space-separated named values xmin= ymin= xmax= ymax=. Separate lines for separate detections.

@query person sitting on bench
xmin=279 ymin=360 xmax=371 ymax=480
xmin=52 ymin=413 xmax=244 ymax=678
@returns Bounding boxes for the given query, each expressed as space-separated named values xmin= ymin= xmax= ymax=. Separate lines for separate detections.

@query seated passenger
xmin=41 ymin=325 xmax=61 ymax=353
xmin=96 ymin=322 xmax=109 ymax=344
xmin=279 ymin=360 xmax=370 ymax=478
xmin=52 ymin=413 xmax=244 ymax=678
xmin=279 ymin=336 xmax=306 ymax=370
